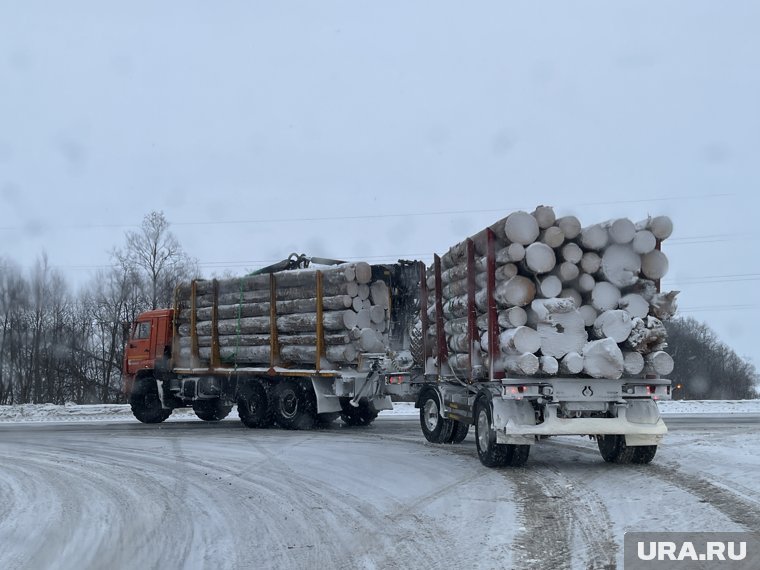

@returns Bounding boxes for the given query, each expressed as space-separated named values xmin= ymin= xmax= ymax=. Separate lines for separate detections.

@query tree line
xmin=0 ymin=212 xmax=196 ymax=405
xmin=0 ymin=212 xmax=757 ymax=404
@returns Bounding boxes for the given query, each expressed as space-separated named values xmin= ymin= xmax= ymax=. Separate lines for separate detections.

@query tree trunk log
xmin=499 ymin=326 xmax=541 ymax=354
xmin=540 ymin=355 xmax=559 ymax=375
xmin=580 ymin=224 xmax=609 ymax=250
xmin=623 ymin=351 xmax=645 ymax=375
xmin=504 ymin=211 xmax=540 ymax=245
xmin=582 ymin=338 xmax=624 ymax=379
xmin=593 ymin=310 xmax=634 ymax=343
xmin=532 ymin=205 xmax=556 ymax=229
xmin=645 ymin=350 xmax=674 ymax=375
xmin=591 ymin=282 xmax=621 ymax=311
xmin=560 ymin=352 xmax=584 ymax=374
xmin=600 ymin=244 xmax=641 ymax=288
xmin=556 ymin=216 xmax=581 ymax=240
xmin=632 ymin=230 xmax=657 ymax=254
xmin=524 ymin=242 xmax=556 ymax=274
xmin=619 ymin=293 xmax=649 ymax=319
xmin=640 ymin=250 xmax=669 ymax=280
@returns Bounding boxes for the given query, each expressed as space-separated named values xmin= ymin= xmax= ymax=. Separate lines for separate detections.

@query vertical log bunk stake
xmin=486 ymin=229 xmax=504 ymax=380
xmin=210 ymin=279 xmax=221 ymax=368
xmin=466 ymin=238 xmax=477 ymax=382
xmin=433 ymin=254 xmax=448 ymax=375
xmin=268 ymin=273 xmax=279 ymax=372
xmin=171 ymin=286 xmax=180 ymax=368
xmin=315 ymin=270 xmax=324 ymax=372
xmin=190 ymin=280 xmax=200 ymax=369
xmin=419 ymin=261 xmax=429 ymax=374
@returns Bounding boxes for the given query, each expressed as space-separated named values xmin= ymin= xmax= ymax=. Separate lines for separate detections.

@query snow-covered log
xmin=580 ymin=224 xmax=609 ymax=250
xmin=524 ymin=242 xmax=556 ymax=274
xmin=623 ymin=351 xmax=645 ymax=375
xmin=593 ymin=310 xmax=634 ymax=343
xmin=582 ymin=338 xmax=624 ymax=379
xmin=540 ymin=226 xmax=565 ymax=248
xmin=600 ymin=244 xmax=641 ymax=288
xmin=641 ymin=250 xmax=669 ymax=280
xmin=499 ymin=326 xmax=542 ymax=354
xmin=618 ymin=293 xmax=649 ymax=319
xmin=532 ymin=205 xmax=556 ymax=229
xmin=645 ymin=350 xmax=675 ymax=376
xmin=636 ymin=215 xmax=673 ymax=240
xmin=560 ymin=352 xmax=584 ymax=374
xmin=540 ymin=355 xmax=559 ymax=375
xmin=556 ymin=215 xmax=581 ymax=240
xmin=504 ymin=211 xmax=540 ymax=245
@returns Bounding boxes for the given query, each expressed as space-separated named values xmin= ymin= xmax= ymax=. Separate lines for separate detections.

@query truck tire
xmin=193 ymin=399 xmax=232 ymax=422
xmin=474 ymin=396 xmax=511 ymax=467
xmin=316 ymin=412 xmax=341 ymax=427
xmin=419 ymin=390 xmax=454 ymax=443
xmin=445 ymin=420 xmax=470 ymax=444
xmin=597 ymin=435 xmax=636 ymax=464
xmin=508 ymin=445 xmax=531 ymax=467
xmin=130 ymin=377 xmax=172 ymax=424
xmin=339 ymin=398 xmax=379 ymax=427
xmin=273 ymin=381 xmax=317 ymax=430
xmin=237 ymin=380 xmax=273 ymax=428
xmin=631 ymin=445 xmax=657 ymax=464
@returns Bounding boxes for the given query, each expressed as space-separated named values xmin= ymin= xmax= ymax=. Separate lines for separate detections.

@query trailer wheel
xmin=631 ymin=445 xmax=657 ymax=464
xmin=419 ymin=390 xmax=453 ymax=443
xmin=237 ymin=380 xmax=273 ymax=428
xmin=316 ymin=412 xmax=341 ymax=427
xmin=474 ymin=396 xmax=511 ymax=467
xmin=508 ymin=445 xmax=531 ymax=467
xmin=446 ymin=421 xmax=470 ymax=444
xmin=130 ymin=377 xmax=171 ymax=424
xmin=273 ymin=381 xmax=316 ymax=430
xmin=597 ymin=435 xmax=635 ymax=464
xmin=193 ymin=399 xmax=232 ymax=422
xmin=339 ymin=398 xmax=379 ymax=427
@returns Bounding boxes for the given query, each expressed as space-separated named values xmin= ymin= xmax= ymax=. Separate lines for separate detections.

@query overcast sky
xmin=1 ymin=1 xmax=759 ymax=365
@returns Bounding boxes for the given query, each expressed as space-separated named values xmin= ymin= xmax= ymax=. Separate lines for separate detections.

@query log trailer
xmin=123 ymin=233 xmax=671 ymax=468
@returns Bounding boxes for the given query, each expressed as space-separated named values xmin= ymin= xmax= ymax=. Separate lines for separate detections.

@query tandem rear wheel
xmin=597 ymin=435 xmax=657 ymax=464
xmin=193 ymin=399 xmax=232 ymax=422
xmin=474 ymin=395 xmax=530 ymax=468
xmin=418 ymin=389 xmax=470 ymax=444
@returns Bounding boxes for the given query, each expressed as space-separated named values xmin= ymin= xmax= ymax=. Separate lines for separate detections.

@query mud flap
xmin=311 ymin=377 xmax=342 ymax=414
xmin=493 ymin=399 xmax=535 ymax=445
xmin=368 ymin=395 xmax=393 ymax=412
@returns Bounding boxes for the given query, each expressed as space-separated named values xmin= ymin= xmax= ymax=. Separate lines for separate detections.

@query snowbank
xmin=0 ymin=399 xmax=758 ymax=424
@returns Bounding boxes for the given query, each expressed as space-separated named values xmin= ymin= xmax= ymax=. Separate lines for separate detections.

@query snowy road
xmin=1 ymin=415 xmax=759 ymax=570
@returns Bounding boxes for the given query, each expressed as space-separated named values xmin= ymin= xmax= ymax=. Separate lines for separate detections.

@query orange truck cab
xmin=122 ymin=309 xmax=173 ymax=397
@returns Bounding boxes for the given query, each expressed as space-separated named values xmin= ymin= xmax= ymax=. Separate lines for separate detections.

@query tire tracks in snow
xmin=545 ymin=439 xmax=760 ymax=532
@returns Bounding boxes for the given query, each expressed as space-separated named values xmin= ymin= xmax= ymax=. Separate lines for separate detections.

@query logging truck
xmin=123 ymin=208 xmax=674 ymax=467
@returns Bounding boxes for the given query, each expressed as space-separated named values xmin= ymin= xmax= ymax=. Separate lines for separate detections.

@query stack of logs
xmin=175 ymin=262 xmax=391 ymax=368
xmin=427 ymin=206 xmax=678 ymax=380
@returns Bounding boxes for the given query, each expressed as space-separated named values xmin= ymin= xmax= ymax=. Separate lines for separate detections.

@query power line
xmin=0 ymin=192 xmax=733 ymax=231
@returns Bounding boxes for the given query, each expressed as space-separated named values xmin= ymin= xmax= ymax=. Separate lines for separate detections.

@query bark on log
xmin=582 ymin=338 xmax=624 ymax=379
xmin=194 ymin=295 xmax=353 ymax=321
xmin=500 ymin=352 xmax=540 ymax=375
xmin=281 ymin=345 xmax=358 ymax=364
xmin=625 ymin=317 xmax=667 ymax=353
xmin=195 ymin=265 xmax=357 ymax=296
xmin=649 ymin=291 xmax=679 ymax=320
xmin=180 ymin=333 xmax=351 ymax=349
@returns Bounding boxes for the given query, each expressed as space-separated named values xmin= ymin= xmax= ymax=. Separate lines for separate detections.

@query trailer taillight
xmin=387 ymin=375 xmax=406 ymax=384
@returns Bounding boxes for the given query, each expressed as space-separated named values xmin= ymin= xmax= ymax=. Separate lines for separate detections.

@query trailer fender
xmin=624 ymin=399 xmax=661 ymax=425
xmin=492 ymin=399 xmax=535 ymax=445
xmin=310 ymin=377 xmax=343 ymax=414
xmin=368 ymin=395 xmax=393 ymax=412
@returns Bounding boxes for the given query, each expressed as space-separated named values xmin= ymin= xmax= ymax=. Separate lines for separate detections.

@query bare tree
xmin=115 ymin=211 xmax=197 ymax=310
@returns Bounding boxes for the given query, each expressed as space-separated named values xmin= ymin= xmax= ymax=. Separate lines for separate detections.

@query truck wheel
xmin=631 ymin=445 xmax=657 ymax=464
xmin=597 ymin=435 xmax=635 ymax=464
xmin=130 ymin=378 xmax=172 ymax=424
xmin=193 ymin=399 xmax=232 ymax=422
xmin=316 ymin=412 xmax=341 ymax=427
xmin=508 ymin=445 xmax=531 ymax=467
xmin=273 ymin=381 xmax=316 ymax=430
xmin=474 ymin=396 xmax=511 ymax=467
xmin=419 ymin=390 xmax=454 ymax=443
xmin=238 ymin=380 xmax=273 ymax=428
xmin=445 ymin=420 xmax=470 ymax=444
xmin=339 ymin=398 xmax=379 ymax=427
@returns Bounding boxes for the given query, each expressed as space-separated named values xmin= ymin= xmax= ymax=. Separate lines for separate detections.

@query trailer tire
xmin=316 ymin=412 xmax=341 ymax=427
xmin=193 ymin=399 xmax=232 ymax=422
xmin=419 ymin=390 xmax=454 ymax=443
xmin=631 ymin=445 xmax=657 ymax=464
xmin=273 ymin=381 xmax=316 ymax=430
xmin=339 ymin=398 xmax=379 ymax=427
xmin=474 ymin=396 xmax=511 ymax=467
xmin=508 ymin=445 xmax=531 ymax=467
xmin=446 ymin=421 xmax=470 ymax=444
xmin=237 ymin=380 xmax=273 ymax=428
xmin=597 ymin=435 xmax=635 ymax=464
xmin=130 ymin=377 xmax=171 ymax=424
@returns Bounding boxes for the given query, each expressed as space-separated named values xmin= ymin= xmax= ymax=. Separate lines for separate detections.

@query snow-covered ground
xmin=0 ymin=399 xmax=759 ymax=423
